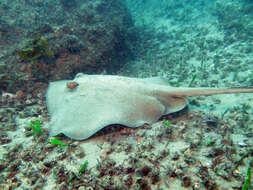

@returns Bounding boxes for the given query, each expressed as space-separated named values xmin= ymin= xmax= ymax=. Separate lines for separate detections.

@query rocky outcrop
xmin=0 ymin=0 xmax=137 ymax=92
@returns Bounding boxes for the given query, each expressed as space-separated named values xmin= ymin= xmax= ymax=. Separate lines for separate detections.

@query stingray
xmin=46 ymin=73 xmax=253 ymax=140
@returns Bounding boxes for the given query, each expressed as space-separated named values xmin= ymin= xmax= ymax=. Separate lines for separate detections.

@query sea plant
xmin=233 ymin=151 xmax=252 ymax=171
xmin=188 ymin=74 xmax=197 ymax=87
xmin=163 ymin=120 xmax=171 ymax=128
xmin=18 ymin=35 xmax=54 ymax=61
xmin=29 ymin=119 xmax=42 ymax=136
xmin=242 ymin=158 xmax=253 ymax=190
xmin=206 ymin=139 xmax=217 ymax=147
xmin=50 ymin=137 xmax=67 ymax=147
xmin=78 ymin=160 xmax=88 ymax=175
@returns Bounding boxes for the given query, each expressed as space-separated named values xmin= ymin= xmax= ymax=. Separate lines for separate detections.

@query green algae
xmin=78 ymin=160 xmax=88 ymax=175
xmin=242 ymin=158 xmax=253 ymax=190
xmin=18 ymin=35 xmax=54 ymax=61
xmin=29 ymin=119 xmax=42 ymax=136
xmin=49 ymin=137 xmax=67 ymax=147
xmin=163 ymin=120 xmax=171 ymax=128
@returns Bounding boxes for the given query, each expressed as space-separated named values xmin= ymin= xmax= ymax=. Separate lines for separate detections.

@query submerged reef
xmin=0 ymin=0 xmax=137 ymax=92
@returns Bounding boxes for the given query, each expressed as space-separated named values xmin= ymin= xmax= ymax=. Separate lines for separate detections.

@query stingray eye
xmin=75 ymin=73 xmax=86 ymax=78
xmin=66 ymin=81 xmax=79 ymax=90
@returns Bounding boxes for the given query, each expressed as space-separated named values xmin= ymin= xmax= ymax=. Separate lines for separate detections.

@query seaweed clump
xmin=18 ymin=35 xmax=54 ymax=61
xmin=242 ymin=158 xmax=253 ymax=190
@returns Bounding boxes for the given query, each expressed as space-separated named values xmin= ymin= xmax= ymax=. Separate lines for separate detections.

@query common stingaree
xmin=46 ymin=73 xmax=253 ymax=140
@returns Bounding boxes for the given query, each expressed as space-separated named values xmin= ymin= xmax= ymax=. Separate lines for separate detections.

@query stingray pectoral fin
xmin=46 ymin=80 xmax=71 ymax=115
xmin=48 ymin=85 xmax=166 ymax=140
xmin=158 ymin=96 xmax=187 ymax=115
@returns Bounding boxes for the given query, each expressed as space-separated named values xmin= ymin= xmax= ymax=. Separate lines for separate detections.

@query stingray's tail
xmin=162 ymin=87 xmax=253 ymax=97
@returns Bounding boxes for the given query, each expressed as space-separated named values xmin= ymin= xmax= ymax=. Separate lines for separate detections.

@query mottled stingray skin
xmin=46 ymin=73 xmax=253 ymax=140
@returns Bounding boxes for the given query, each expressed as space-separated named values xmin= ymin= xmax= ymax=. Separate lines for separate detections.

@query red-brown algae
xmin=66 ymin=81 xmax=79 ymax=90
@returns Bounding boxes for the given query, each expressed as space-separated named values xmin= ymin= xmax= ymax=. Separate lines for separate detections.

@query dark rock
xmin=3 ymin=0 xmax=137 ymax=92
xmin=182 ymin=176 xmax=192 ymax=187
xmin=135 ymin=165 xmax=152 ymax=177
